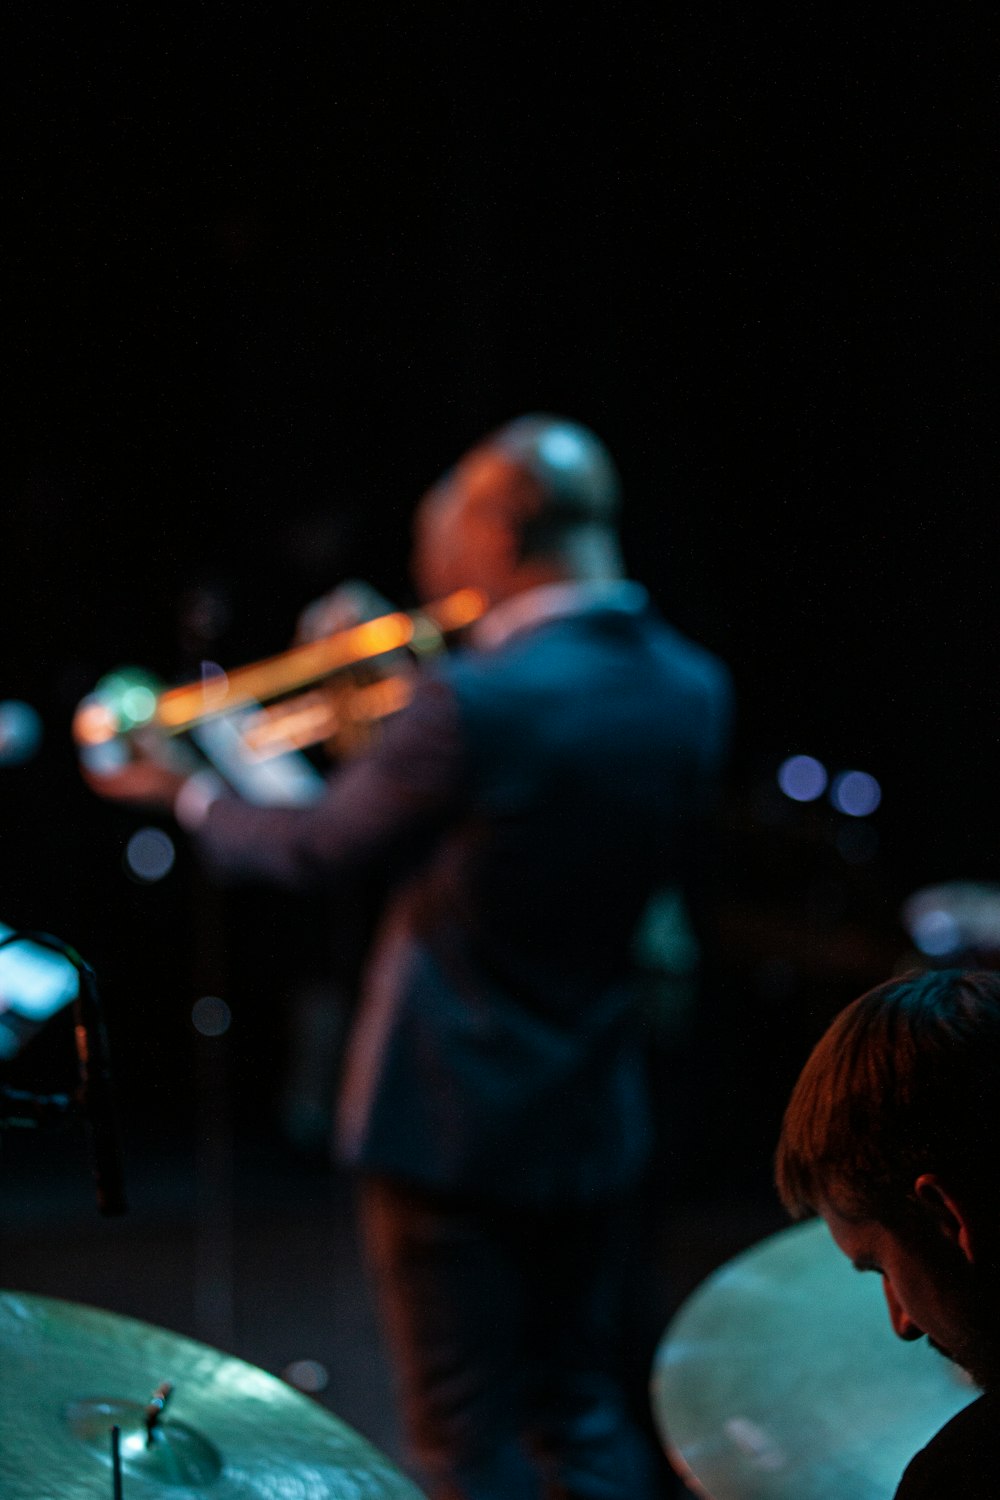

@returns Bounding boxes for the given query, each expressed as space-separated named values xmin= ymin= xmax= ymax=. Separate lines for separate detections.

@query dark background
xmin=1 ymin=5 xmax=998 ymax=1479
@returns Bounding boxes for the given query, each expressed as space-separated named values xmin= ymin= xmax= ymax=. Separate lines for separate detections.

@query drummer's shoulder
xmin=893 ymin=1391 xmax=1000 ymax=1499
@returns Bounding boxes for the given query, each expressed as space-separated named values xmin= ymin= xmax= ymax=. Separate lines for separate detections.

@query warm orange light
xmin=73 ymin=701 xmax=117 ymax=747
xmin=155 ymin=590 xmax=485 ymax=734
xmin=242 ymin=675 xmax=415 ymax=760
xmin=429 ymin=588 xmax=487 ymax=632
xmin=242 ymin=693 xmax=341 ymax=757
xmin=351 ymin=675 xmax=414 ymax=721
xmin=155 ymin=612 xmax=415 ymax=731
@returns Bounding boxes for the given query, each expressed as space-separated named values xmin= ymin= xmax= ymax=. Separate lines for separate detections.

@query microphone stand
xmin=0 ymin=931 xmax=127 ymax=1215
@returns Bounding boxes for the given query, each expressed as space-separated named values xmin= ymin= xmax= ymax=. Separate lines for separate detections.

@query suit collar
xmin=471 ymin=579 xmax=648 ymax=651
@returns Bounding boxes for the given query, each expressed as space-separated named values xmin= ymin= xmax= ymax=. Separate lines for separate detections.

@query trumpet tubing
xmin=240 ymin=675 xmax=414 ymax=761
xmin=73 ymin=587 xmax=485 ymax=754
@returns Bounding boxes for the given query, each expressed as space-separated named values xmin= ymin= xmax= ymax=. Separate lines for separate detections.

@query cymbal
xmin=651 ymin=1221 xmax=976 ymax=1500
xmin=0 ymin=1289 xmax=423 ymax=1498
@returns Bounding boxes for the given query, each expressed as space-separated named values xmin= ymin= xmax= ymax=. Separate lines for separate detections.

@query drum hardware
xmin=901 ymin=880 xmax=1000 ymax=967
xmin=111 ymin=1426 xmax=122 ymax=1500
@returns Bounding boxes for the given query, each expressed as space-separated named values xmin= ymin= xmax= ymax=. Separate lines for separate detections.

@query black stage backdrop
xmin=3 ymin=7 xmax=998 ymax=1160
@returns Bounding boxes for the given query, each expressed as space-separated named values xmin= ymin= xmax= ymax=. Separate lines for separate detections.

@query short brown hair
xmin=776 ymin=969 xmax=1000 ymax=1223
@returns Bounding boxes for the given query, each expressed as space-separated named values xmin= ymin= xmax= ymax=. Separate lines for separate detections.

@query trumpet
xmin=74 ymin=588 xmax=486 ymax=769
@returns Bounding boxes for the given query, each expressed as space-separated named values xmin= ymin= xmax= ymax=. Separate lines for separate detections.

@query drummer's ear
xmin=913 ymin=1174 xmax=975 ymax=1264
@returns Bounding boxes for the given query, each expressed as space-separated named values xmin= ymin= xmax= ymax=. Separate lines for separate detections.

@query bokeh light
xmin=902 ymin=883 xmax=1000 ymax=963
xmin=95 ymin=668 xmax=163 ymax=731
xmin=0 ymin=923 xmax=78 ymax=1023
xmin=200 ymin=660 xmax=230 ymax=709
xmin=776 ymin=754 xmax=827 ymax=802
xmin=282 ymin=1359 xmax=329 ymax=1394
xmin=80 ymin=740 xmax=129 ymax=775
xmin=119 ymin=684 xmax=157 ymax=725
xmin=192 ymin=995 xmax=232 ymax=1036
xmin=910 ymin=907 xmax=962 ymax=957
xmin=830 ymin=770 xmax=882 ymax=817
xmin=124 ymin=827 xmax=176 ymax=883
xmin=0 ymin=701 xmax=43 ymax=766
xmin=538 ymin=425 xmax=589 ymax=471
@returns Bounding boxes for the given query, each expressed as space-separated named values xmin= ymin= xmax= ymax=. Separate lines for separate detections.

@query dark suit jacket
xmin=196 ymin=593 xmax=732 ymax=1202
xmin=893 ymin=1392 xmax=999 ymax=1498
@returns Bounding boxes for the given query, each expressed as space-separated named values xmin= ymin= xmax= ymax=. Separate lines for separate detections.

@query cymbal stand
xmin=111 ymin=1424 xmax=123 ymax=1499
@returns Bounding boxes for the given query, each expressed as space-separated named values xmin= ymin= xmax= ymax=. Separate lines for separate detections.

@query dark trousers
xmin=359 ymin=1177 xmax=664 ymax=1500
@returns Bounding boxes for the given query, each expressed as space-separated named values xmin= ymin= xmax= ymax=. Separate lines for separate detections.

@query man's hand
xmin=82 ymin=756 xmax=188 ymax=811
xmin=81 ymin=728 xmax=197 ymax=811
xmin=295 ymin=580 xmax=394 ymax=644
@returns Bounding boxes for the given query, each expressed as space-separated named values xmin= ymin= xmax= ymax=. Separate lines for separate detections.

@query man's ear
xmin=913 ymin=1173 xmax=976 ymax=1264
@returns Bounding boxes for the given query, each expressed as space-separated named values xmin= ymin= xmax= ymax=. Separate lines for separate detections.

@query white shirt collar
xmin=471 ymin=579 xmax=648 ymax=651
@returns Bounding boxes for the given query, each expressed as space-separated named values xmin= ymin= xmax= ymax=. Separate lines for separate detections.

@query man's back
xmin=339 ymin=595 xmax=732 ymax=1198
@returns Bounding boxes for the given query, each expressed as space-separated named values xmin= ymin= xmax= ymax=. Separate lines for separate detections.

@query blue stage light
xmin=537 ymin=425 xmax=589 ymax=471
xmin=192 ymin=995 xmax=231 ymax=1036
xmin=0 ymin=701 xmax=43 ymax=766
xmin=776 ymin=754 xmax=828 ymax=802
xmin=911 ymin=908 xmax=962 ymax=957
xmin=124 ymin=827 xmax=176 ymax=883
xmin=830 ymin=770 xmax=881 ymax=817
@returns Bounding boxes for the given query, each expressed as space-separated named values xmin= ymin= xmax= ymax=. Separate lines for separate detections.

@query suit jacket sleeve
xmin=192 ymin=673 xmax=465 ymax=888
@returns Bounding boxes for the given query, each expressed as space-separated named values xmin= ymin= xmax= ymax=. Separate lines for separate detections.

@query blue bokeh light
xmin=830 ymin=770 xmax=882 ymax=818
xmin=192 ymin=995 xmax=232 ymax=1036
xmin=537 ymin=425 xmax=589 ymax=471
xmin=777 ymin=754 xmax=828 ymax=802
xmin=124 ymin=827 xmax=176 ymax=883
xmin=911 ymin=909 xmax=962 ymax=957
xmin=0 ymin=701 xmax=43 ymax=766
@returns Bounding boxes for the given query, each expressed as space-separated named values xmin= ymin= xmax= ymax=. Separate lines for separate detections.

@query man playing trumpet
xmin=88 ymin=414 xmax=732 ymax=1500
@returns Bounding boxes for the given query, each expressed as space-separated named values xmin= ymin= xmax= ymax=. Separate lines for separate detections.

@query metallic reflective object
xmin=651 ymin=1221 xmax=975 ymax=1500
xmin=0 ymin=1290 xmax=423 ymax=1498
xmin=74 ymin=588 xmax=485 ymax=763
xmin=902 ymin=880 xmax=1000 ymax=964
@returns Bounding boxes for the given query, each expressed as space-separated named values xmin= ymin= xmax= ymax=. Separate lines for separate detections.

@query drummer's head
xmin=412 ymin=415 xmax=624 ymax=604
xmin=776 ymin=969 xmax=1000 ymax=1390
